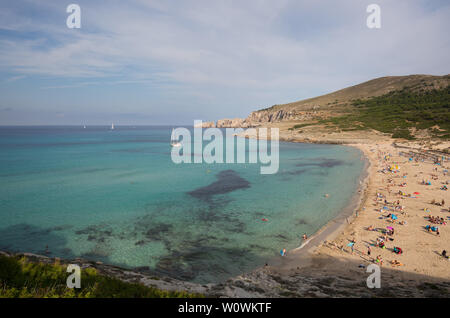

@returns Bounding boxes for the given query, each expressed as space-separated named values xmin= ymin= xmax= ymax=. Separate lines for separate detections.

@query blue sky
xmin=0 ymin=0 xmax=449 ymax=125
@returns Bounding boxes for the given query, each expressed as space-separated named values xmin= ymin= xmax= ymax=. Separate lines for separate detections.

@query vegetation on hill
xmin=318 ymin=86 xmax=450 ymax=140
xmin=260 ymin=75 xmax=450 ymax=113
xmin=288 ymin=123 xmax=312 ymax=131
xmin=0 ymin=255 xmax=202 ymax=298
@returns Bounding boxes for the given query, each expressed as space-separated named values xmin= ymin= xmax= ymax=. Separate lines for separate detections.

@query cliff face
xmin=194 ymin=121 xmax=216 ymax=128
xmin=216 ymin=118 xmax=248 ymax=128
xmin=194 ymin=118 xmax=248 ymax=128
xmin=212 ymin=110 xmax=319 ymax=128
xmin=210 ymin=110 xmax=319 ymax=128
xmin=244 ymin=109 xmax=318 ymax=124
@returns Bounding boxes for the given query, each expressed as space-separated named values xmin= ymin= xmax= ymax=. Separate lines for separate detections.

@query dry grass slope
xmin=260 ymin=74 xmax=450 ymax=114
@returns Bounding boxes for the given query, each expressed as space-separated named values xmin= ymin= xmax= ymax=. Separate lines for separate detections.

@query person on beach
xmin=393 ymin=247 xmax=403 ymax=255
xmin=375 ymin=255 xmax=383 ymax=266
xmin=391 ymin=260 xmax=403 ymax=267
xmin=367 ymin=245 xmax=371 ymax=256
xmin=302 ymin=233 xmax=308 ymax=240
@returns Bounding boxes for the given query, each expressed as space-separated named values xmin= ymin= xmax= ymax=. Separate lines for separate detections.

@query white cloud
xmin=5 ymin=75 xmax=26 ymax=82
xmin=0 ymin=0 xmax=449 ymax=121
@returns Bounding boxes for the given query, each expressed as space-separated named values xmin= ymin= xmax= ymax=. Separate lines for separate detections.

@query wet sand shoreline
xmin=264 ymin=143 xmax=371 ymax=271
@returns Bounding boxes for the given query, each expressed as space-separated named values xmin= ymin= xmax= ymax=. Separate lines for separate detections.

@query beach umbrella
xmin=391 ymin=214 xmax=398 ymax=220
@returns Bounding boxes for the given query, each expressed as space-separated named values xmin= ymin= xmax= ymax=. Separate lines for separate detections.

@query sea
xmin=0 ymin=126 xmax=365 ymax=283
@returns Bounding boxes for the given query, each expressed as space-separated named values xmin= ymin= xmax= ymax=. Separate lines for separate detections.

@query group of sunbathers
xmin=427 ymin=215 xmax=447 ymax=225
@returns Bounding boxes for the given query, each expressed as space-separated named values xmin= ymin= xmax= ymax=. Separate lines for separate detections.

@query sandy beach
xmin=218 ymin=127 xmax=449 ymax=296
xmin=311 ymin=141 xmax=449 ymax=277
xmin=264 ymin=136 xmax=450 ymax=290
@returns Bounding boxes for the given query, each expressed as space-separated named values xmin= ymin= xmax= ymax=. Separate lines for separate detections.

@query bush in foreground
xmin=0 ymin=255 xmax=202 ymax=298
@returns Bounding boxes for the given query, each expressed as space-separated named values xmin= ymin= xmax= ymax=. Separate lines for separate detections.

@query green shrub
xmin=392 ymin=129 xmax=415 ymax=140
xmin=320 ymin=86 xmax=449 ymax=139
xmin=0 ymin=255 xmax=202 ymax=298
xmin=291 ymin=123 xmax=312 ymax=129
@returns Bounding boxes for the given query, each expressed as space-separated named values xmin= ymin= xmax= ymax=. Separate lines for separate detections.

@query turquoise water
xmin=0 ymin=126 xmax=365 ymax=283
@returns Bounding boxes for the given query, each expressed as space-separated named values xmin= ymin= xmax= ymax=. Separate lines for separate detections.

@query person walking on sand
xmin=367 ymin=245 xmax=371 ymax=256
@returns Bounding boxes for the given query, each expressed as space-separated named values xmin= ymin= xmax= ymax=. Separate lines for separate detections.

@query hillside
xmin=233 ymin=74 xmax=450 ymax=141
xmin=260 ymin=74 xmax=449 ymax=113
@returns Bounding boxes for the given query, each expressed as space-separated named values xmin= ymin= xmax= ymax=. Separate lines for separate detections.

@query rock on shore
xmin=2 ymin=250 xmax=448 ymax=298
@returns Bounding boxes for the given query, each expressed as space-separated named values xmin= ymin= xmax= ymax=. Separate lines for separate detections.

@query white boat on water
xmin=170 ymin=128 xmax=181 ymax=147
xmin=111 ymin=123 xmax=115 ymax=130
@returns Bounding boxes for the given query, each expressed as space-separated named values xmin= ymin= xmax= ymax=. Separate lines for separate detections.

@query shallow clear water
xmin=0 ymin=126 xmax=365 ymax=283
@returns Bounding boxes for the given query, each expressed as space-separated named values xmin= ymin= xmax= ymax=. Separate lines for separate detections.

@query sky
xmin=0 ymin=0 xmax=449 ymax=125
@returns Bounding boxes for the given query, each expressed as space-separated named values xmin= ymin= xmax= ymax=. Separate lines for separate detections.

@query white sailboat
xmin=111 ymin=123 xmax=115 ymax=130
xmin=170 ymin=128 xmax=181 ymax=147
